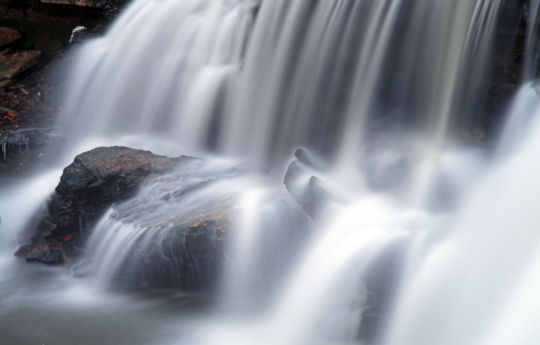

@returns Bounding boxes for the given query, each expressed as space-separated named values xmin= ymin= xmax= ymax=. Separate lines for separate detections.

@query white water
xmin=0 ymin=171 xmax=61 ymax=255
xmin=383 ymin=82 xmax=540 ymax=345
xmin=2 ymin=0 xmax=540 ymax=345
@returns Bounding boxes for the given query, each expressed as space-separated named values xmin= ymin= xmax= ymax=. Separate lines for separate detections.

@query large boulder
xmin=16 ymin=146 xmax=190 ymax=264
xmin=17 ymin=146 xmax=310 ymax=293
xmin=81 ymin=158 xmax=310 ymax=292
xmin=80 ymin=160 xmax=243 ymax=291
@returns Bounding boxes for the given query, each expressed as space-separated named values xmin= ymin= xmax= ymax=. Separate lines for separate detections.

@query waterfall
xmin=58 ymin=0 xmax=258 ymax=152
xmin=3 ymin=0 xmax=540 ymax=345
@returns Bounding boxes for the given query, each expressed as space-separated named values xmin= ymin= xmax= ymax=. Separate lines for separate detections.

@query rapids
xmin=1 ymin=0 xmax=540 ymax=345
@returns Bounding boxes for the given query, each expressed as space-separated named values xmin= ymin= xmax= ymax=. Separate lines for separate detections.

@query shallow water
xmin=0 ymin=253 xmax=213 ymax=345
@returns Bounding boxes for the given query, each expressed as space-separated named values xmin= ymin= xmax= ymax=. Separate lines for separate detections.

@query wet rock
xmin=0 ymin=27 xmax=20 ymax=47
xmin=94 ymin=177 xmax=238 ymax=291
xmin=0 ymin=128 xmax=59 ymax=154
xmin=79 ymin=158 xmax=309 ymax=293
xmin=18 ymin=146 xmax=310 ymax=294
xmin=35 ymin=37 xmax=63 ymax=53
xmin=0 ymin=128 xmax=62 ymax=176
xmin=40 ymin=0 xmax=125 ymax=18
xmin=69 ymin=26 xmax=98 ymax=44
xmin=284 ymin=148 xmax=342 ymax=220
xmin=17 ymin=146 xmax=191 ymax=265
xmin=0 ymin=50 xmax=42 ymax=88
xmin=17 ymin=243 xmax=65 ymax=265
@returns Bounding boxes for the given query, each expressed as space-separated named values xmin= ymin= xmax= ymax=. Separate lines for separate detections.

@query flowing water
xmin=2 ymin=0 xmax=540 ymax=344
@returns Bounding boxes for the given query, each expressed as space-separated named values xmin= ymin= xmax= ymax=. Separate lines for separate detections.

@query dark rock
xmin=35 ymin=36 xmax=63 ymax=53
xmin=0 ymin=27 xmax=20 ymax=47
xmin=17 ymin=146 xmax=191 ymax=265
xmin=41 ymin=0 xmax=126 ymax=18
xmin=79 ymin=158 xmax=310 ymax=293
xmin=22 ymin=243 xmax=65 ymax=264
xmin=0 ymin=50 xmax=42 ymax=87
xmin=17 ymin=147 xmax=310 ymax=294
xmin=69 ymin=25 xmax=98 ymax=44
xmin=97 ymin=182 xmax=237 ymax=291
xmin=41 ymin=0 xmax=97 ymax=6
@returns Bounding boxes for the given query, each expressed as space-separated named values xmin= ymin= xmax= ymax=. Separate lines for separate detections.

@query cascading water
xmin=2 ymin=0 xmax=540 ymax=344
xmin=58 ymin=0 xmax=503 ymax=168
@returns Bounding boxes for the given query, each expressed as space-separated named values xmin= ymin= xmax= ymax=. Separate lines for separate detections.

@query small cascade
xmin=0 ymin=170 xmax=61 ymax=254
xmin=83 ymin=158 xmax=310 ymax=294
xmin=59 ymin=0 xmax=258 ymax=149
xmin=497 ymin=81 xmax=540 ymax=156
xmin=83 ymin=158 xmax=246 ymax=290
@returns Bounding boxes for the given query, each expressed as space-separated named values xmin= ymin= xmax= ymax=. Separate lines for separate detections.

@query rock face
xmin=16 ymin=146 xmax=189 ymax=264
xmin=0 ymin=128 xmax=63 ymax=176
xmin=40 ymin=0 xmax=126 ymax=18
xmin=0 ymin=50 xmax=42 ymax=87
xmin=41 ymin=0 xmax=97 ymax=6
xmin=0 ymin=128 xmax=59 ymax=156
xmin=82 ymin=160 xmax=242 ymax=291
xmin=0 ymin=27 xmax=20 ymax=47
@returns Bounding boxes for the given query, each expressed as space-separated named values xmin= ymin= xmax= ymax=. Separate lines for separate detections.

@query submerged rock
xmin=16 ymin=146 xmax=190 ymax=265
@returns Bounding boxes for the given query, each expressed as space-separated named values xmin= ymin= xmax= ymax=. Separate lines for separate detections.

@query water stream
xmin=1 ymin=0 xmax=540 ymax=344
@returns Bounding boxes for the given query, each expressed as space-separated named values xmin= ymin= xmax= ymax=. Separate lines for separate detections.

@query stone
xmin=35 ymin=37 xmax=63 ymax=53
xmin=41 ymin=0 xmax=97 ymax=7
xmin=284 ymin=148 xmax=342 ymax=220
xmin=0 ymin=28 xmax=20 ymax=48
xmin=17 ymin=146 xmax=311 ymax=294
xmin=77 ymin=156 xmax=309 ymax=292
xmin=0 ymin=50 xmax=42 ymax=88
xmin=17 ymin=146 xmax=190 ymax=265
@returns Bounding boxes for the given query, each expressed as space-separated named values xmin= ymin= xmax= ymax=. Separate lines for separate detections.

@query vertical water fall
xmin=57 ymin=0 xmax=504 ymax=172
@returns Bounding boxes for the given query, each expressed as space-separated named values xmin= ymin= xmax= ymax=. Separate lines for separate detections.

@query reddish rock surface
xmin=17 ymin=146 xmax=192 ymax=265
xmin=0 ymin=27 xmax=20 ymax=47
